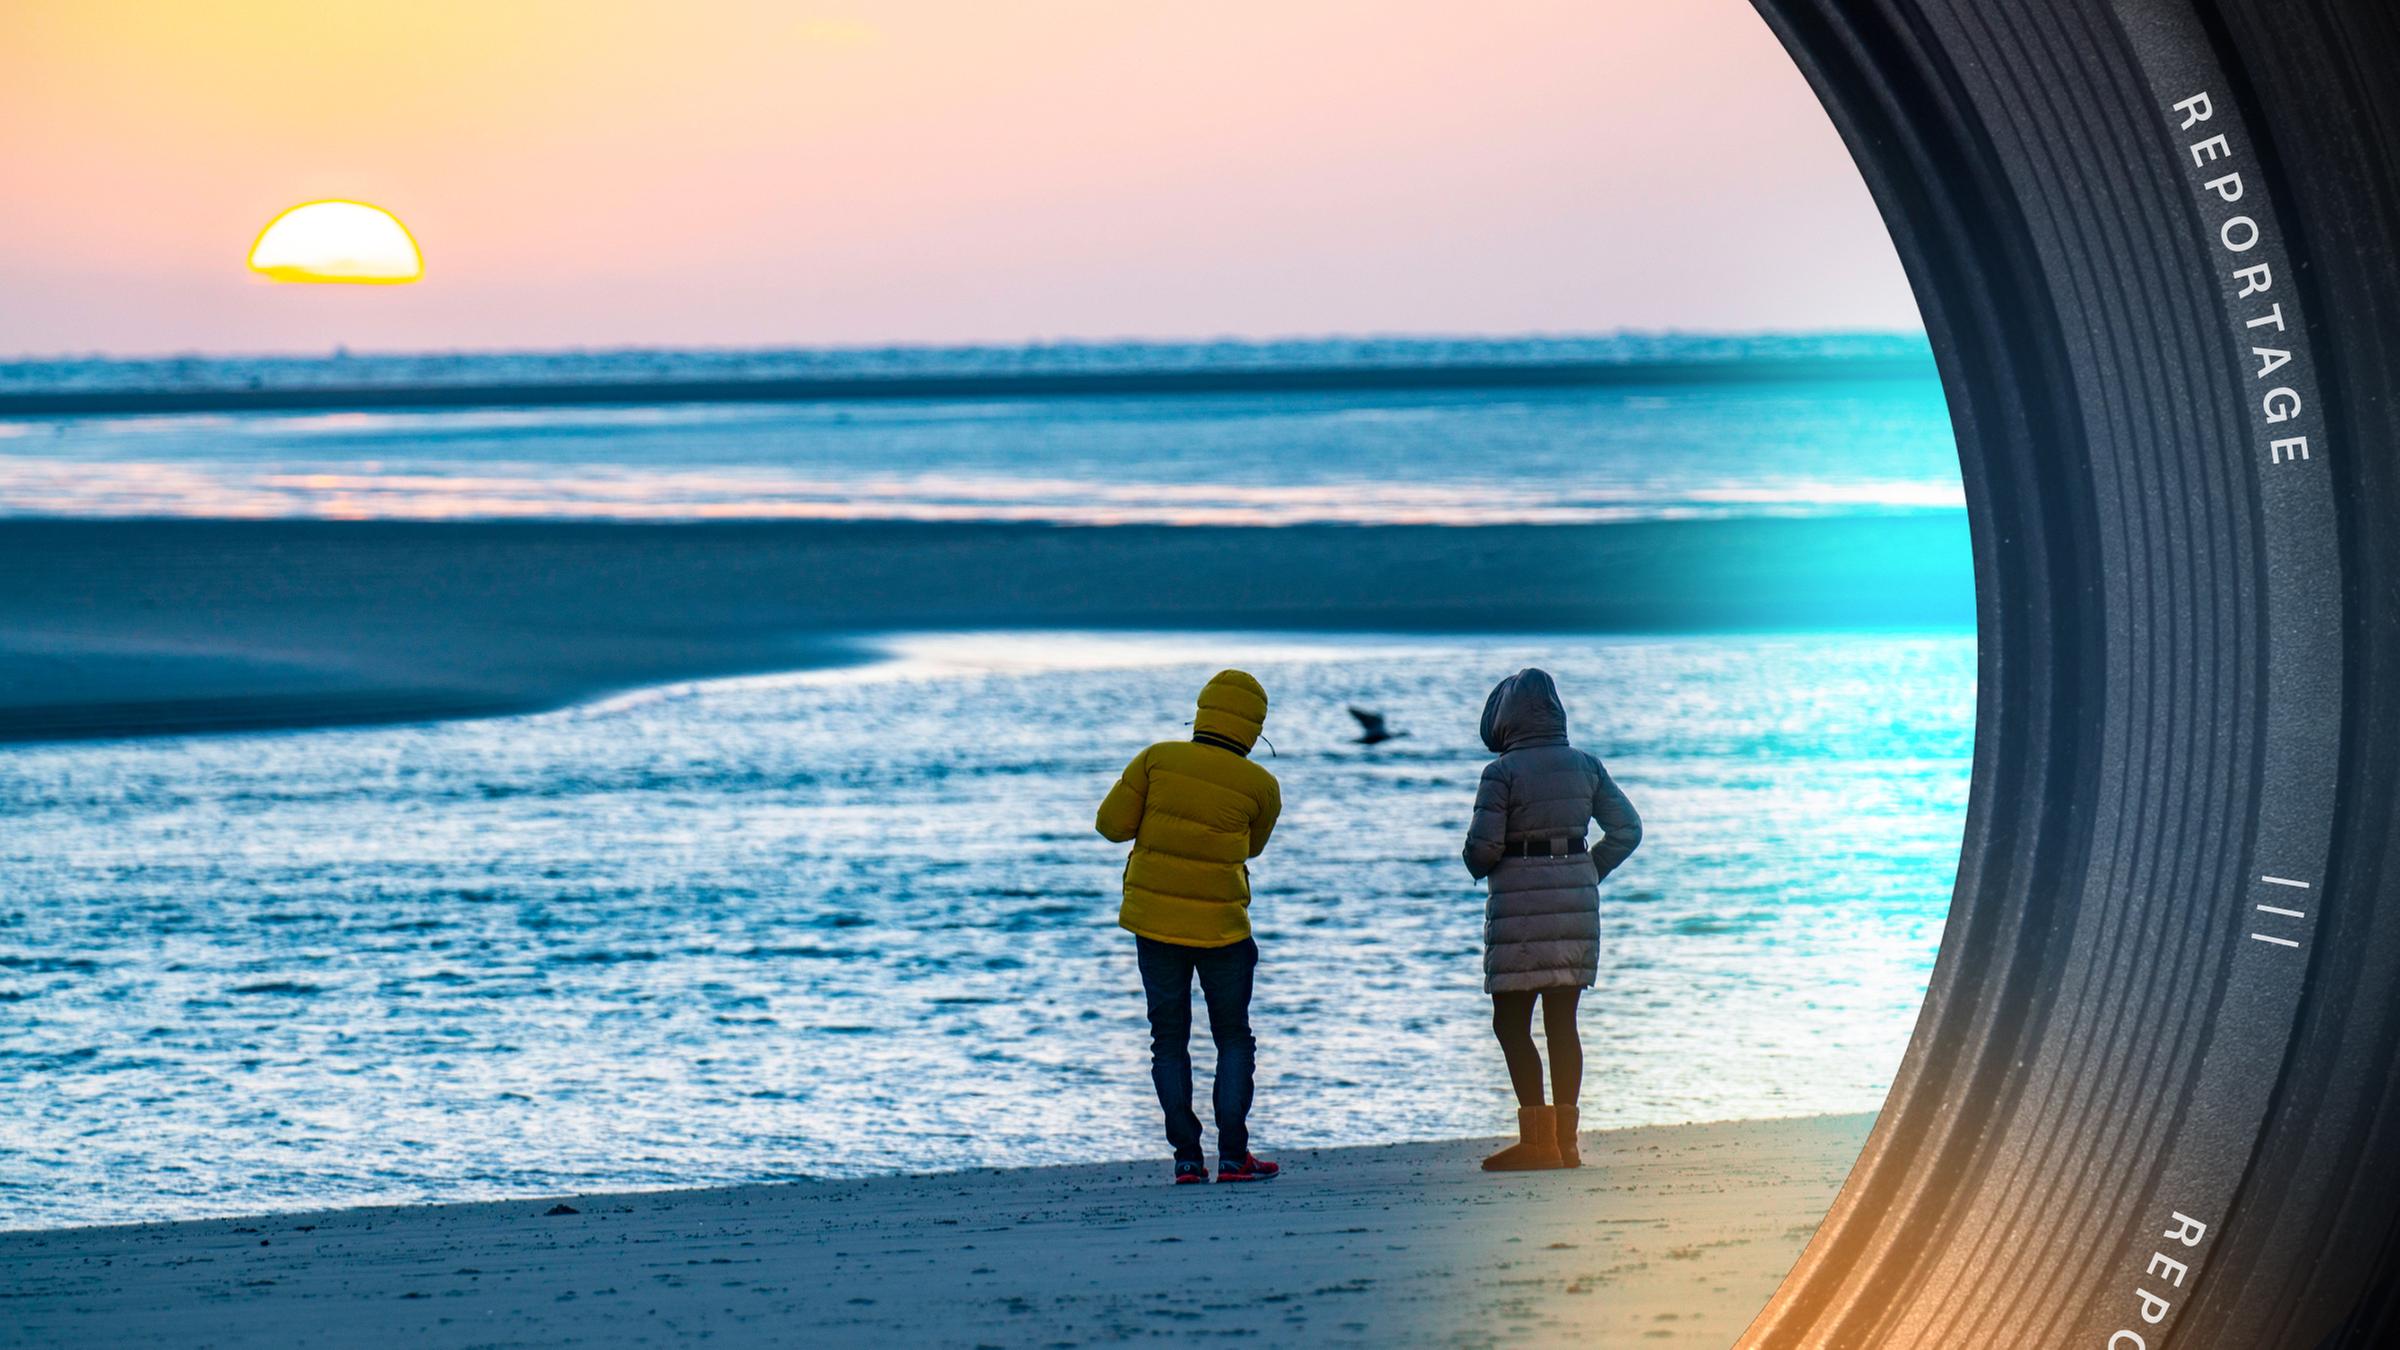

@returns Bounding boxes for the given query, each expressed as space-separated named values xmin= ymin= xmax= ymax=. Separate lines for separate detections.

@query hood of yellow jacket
xmin=1192 ymin=669 xmax=1268 ymax=752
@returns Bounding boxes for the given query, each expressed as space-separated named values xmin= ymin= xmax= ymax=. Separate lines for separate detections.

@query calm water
xmin=0 ymin=631 xmax=1972 ymax=1229
xmin=0 ymin=336 xmax=1957 ymax=525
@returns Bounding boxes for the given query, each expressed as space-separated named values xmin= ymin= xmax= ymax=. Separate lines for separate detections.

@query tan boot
xmin=1481 ymin=1106 xmax=1563 ymax=1171
xmin=1555 ymin=1106 xmax=1581 ymax=1168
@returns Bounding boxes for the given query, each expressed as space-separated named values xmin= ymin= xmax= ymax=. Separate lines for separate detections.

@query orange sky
xmin=0 ymin=1 xmax=1920 ymax=356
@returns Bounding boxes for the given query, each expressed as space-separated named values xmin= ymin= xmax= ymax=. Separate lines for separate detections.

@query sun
xmin=247 ymin=200 xmax=423 ymax=284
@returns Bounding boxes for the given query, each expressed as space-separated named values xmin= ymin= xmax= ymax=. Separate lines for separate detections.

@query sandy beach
xmin=0 ymin=1112 xmax=1867 ymax=1349
xmin=0 ymin=516 xmax=1971 ymax=742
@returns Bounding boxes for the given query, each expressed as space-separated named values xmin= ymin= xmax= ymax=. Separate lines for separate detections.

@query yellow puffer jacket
xmin=1095 ymin=669 xmax=1283 ymax=947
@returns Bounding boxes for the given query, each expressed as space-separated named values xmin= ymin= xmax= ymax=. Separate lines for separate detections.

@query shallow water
xmin=0 ymin=630 xmax=1971 ymax=1229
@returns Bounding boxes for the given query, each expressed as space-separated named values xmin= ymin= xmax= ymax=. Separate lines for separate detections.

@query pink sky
xmin=0 ymin=1 xmax=1920 ymax=356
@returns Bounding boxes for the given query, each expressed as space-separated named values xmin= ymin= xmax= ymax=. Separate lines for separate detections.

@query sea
xmin=0 ymin=335 xmax=1973 ymax=1229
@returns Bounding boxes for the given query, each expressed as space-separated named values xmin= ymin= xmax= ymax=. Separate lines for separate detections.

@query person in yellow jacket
xmin=1096 ymin=668 xmax=1284 ymax=1185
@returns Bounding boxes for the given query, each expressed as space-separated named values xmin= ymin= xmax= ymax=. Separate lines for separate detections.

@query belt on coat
xmin=1502 ymin=836 xmax=1588 ymax=858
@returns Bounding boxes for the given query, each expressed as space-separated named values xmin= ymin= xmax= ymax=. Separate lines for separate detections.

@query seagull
xmin=1348 ymin=706 xmax=1408 ymax=745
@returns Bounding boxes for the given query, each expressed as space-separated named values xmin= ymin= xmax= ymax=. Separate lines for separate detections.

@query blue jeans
xmin=1135 ymin=935 xmax=1258 ymax=1163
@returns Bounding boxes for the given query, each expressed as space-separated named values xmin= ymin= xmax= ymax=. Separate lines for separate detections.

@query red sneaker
xmin=1173 ymin=1161 xmax=1211 ymax=1185
xmin=1217 ymin=1153 xmax=1280 ymax=1183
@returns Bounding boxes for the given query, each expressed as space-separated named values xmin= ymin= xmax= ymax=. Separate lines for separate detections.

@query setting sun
xmin=246 ymin=200 xmax=423 ymax=284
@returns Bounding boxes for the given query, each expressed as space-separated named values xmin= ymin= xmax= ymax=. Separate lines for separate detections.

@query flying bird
xmin=1348 ymin=706 xmax=1408 ymax=745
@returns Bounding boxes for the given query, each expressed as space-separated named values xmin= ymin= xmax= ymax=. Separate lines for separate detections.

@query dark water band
xmin=0 ymin=352 xmax=1940 ymax=419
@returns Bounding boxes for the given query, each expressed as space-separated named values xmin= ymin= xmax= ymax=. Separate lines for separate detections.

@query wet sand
xmin=0 ymin=1112 xmax=1869 ymax=1349
xmin=0 ymin=516 xmax=1971 ymax=742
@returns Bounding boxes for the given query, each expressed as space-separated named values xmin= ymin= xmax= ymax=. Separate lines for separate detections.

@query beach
xmin=0 ymin=1112 xmax=1870 ymax=1349
xmin=0 ymin=516 xmax=1971 ymax=742
xmin=2 ymin=523 xmax=1969 ymax=1230
xmin=2 ymin=344 xmax=1959 ymax=1335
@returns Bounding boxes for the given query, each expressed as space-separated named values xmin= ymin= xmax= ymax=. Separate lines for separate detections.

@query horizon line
xmin=1 ymin=326 xmax=1932 ymax=369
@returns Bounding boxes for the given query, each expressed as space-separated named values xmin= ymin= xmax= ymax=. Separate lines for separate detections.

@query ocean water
xmin=0 ymin=630 xmax=1972 ymax=1230
xmin=1 ymin=333 xmax=1935 ymax=397
xmin=0 ymin=336 xmax=1957 ymax=525
xmin=0 ymin=336 xmax=1974 ymax=1229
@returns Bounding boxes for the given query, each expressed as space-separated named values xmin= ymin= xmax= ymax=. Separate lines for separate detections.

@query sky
xmin=0 ymin=1 xmax=1923 ymax=357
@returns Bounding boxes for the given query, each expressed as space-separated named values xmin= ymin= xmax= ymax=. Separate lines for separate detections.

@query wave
xmin=0 ymin=458 xmax=1963 ymax=525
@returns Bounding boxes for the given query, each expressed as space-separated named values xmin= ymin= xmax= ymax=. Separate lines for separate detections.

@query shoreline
xmin=0 ymin=516 xmax=1972 ymax=745
xmin=0 ymin=1113 xmax=1871 ymax=1348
